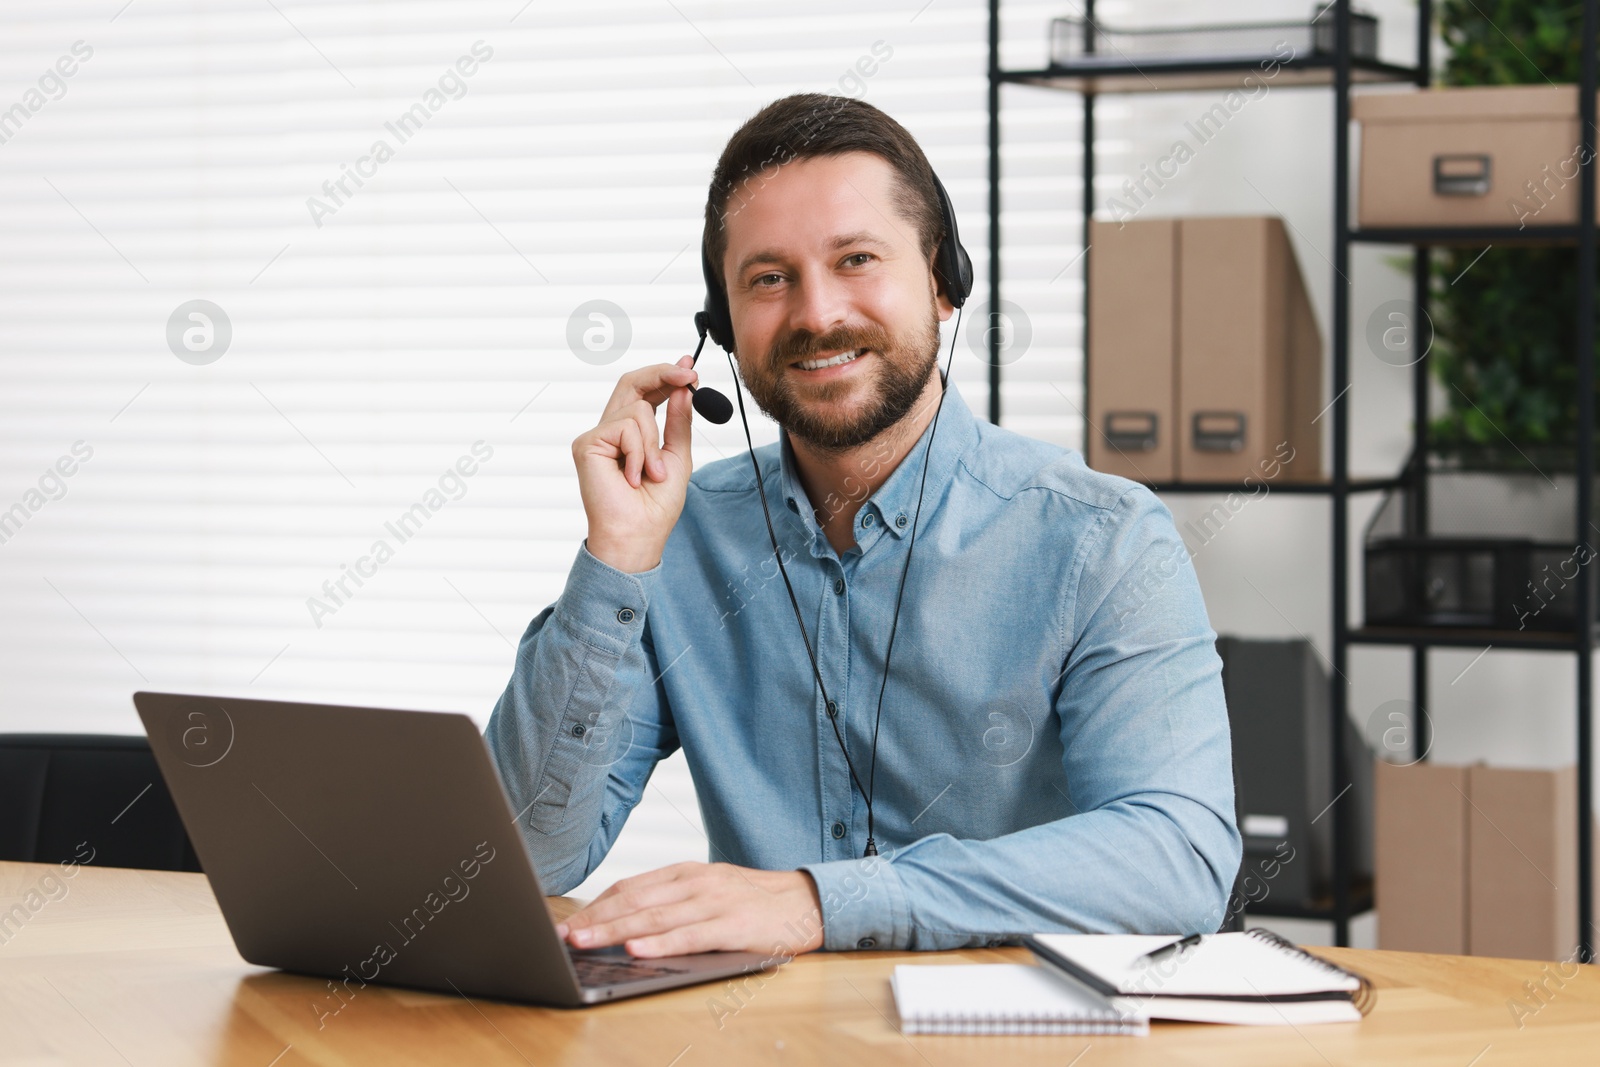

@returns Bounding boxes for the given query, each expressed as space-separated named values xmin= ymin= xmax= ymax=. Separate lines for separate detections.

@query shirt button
xmin=826 ymin=700 xmax=838 ymax=718
xmin=571 ymin=723 xmax=587 ymax=738
xmin=830 ymin=821 xmax=846 ymax=840
xmin=616 ymin=607 xmax=636 ymax=624
xmin=786 ymin=497 xmax=798 ymax=513
xmin=857 ymin=937 xmax=877 ymax=950
xmin=833 ymin=578 xmax=845 ymax=595
xmin=896 ymin=514 xmax=908 ymax=529
xmin=862 ymin=513 xmax=875 ymax=527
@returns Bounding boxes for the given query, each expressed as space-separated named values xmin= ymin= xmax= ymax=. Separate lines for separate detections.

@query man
xmin=487 ymin=93 xmax=1240 ymax=958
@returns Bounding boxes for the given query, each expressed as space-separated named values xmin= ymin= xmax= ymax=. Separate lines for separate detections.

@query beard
xmin=739 ymin=299 xmax=941 ymax=454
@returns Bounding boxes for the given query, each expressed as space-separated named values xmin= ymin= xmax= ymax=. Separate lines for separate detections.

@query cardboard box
xmin=1377 ymin=760 xmax=1596 ymax=961
xmin=1086 ymin=216 xmax=1322 ymax=484
xmin=1177 ymin=217 xmax=1322 ymax=483
xmin=1086 ymin=218 xmax=1177 ymax=482
xmin=1468 ymin=764 xmax=1579 ymax=962
xmin=1375 ymin=760 xmax=1470 ymax=954
xmin=1354 ymin=85 xmax=1600 ymax=229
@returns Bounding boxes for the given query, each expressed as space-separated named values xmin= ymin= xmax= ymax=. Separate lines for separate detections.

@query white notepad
xmin=891 ymin=963 xmax=1150 ymax=1035
xmin=1026 ymin=929 xmax=1371 ymax=1026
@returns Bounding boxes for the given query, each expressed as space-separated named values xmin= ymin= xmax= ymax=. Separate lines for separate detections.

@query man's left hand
xmin=555 ymin=862 xmax=825 ymax=958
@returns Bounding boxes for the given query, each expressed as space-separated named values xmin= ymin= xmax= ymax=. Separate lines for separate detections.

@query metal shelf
xmin=1143 ymin=478 xmax=1401 ymax=495
xmin=1000 ymin=55 xmax=1416 ymax=95
xmin=1352 ymin=224 xmax=1589 ymax=246
xmin=1247 ymin=881 xmax=1374 ymax=923
xmin=1349 ymin=626 xmax=1595 ymax=652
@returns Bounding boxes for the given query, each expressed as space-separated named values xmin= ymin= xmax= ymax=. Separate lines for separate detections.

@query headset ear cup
xmin=928 ymin=170 xmax=972 ymax=309
xmin=699 ymin=297 xmax=731 ymax=351
xmin=939 ymin=245 xmax=972 ymax=309
xmin=708 ymin=293 xmax=733 ymax=351
xmin=934 ymin=230 xmax=972 ymax=309
xmin=699 ymin=238 xmax=736 ymax=351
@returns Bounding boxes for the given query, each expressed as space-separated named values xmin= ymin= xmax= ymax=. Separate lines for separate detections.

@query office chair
xmin=0 ymin=734 xmax=201 ymax=872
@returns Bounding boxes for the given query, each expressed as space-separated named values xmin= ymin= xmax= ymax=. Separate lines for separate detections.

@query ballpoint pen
xmin=1136 ymin=932 xmax=1204 ymax=967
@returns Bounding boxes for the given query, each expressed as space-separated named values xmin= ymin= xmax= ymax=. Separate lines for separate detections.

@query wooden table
xmin=2 ymin=861 xmax=1598 ymax=1065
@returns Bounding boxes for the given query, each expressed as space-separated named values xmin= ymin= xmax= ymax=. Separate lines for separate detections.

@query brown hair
xmin=702 ymin=93 xmax=944 ymax=294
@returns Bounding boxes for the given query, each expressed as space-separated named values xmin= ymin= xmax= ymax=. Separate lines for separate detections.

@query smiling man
xmin=486 ymin=94 xmax=1241 ymax=959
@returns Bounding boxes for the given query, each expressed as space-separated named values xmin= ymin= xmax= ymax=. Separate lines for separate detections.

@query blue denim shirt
xmin=486 ymin=381 xmax=1241 ymax=950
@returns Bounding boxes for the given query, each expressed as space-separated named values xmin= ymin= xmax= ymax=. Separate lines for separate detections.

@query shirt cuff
xmin=553 ymin=540 xmax=661 ymax=655
xmin=799 ymin=855 xmax=911 ymax=951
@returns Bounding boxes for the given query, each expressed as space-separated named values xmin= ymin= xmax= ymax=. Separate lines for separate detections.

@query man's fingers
xmin=564 ymin=862 xmax=703 ymax=931
xmin=626 ymin=399 xmax=666 ymax=483
xmin=642 ymin=360 xmax=697 ymax=411
xmin=569 ymin=898 xmax=716 ymax=951
xmin=613 ymin=417 xmax=645 ymax=488
xmin=663 ymin=352 xmax=697 ymax=457
xmin=662 ymin=379 xmax=693 ymax=462
xmin=624 ymin=920 xmax=729 ymax=959
xmin=564 ymin=878 xmax=698 ymax=940
xmin=559 ymin=862 xmax=822 ymax=959
xmin=602 ymin=363 xmax=698 ymax=422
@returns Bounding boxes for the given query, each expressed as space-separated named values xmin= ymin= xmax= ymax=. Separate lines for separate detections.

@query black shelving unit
xmin=986 ymin=0 xmax=1598 ymax=956
xmin=1001 ymin=53 xmax=1416 ymax=94
xmin=1143 ymin=479 xmax=1401 ymax=496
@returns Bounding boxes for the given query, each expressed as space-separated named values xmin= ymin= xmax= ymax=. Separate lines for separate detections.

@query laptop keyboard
xmin=571 ymin=955 xmax=690 ymax=987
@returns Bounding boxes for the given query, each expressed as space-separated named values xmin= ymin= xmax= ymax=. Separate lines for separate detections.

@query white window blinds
xmin=0 ymin=0 xmax=1087 ymax=895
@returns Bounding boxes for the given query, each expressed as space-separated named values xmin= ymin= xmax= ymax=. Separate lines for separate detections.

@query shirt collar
xmin=776 ymin=376 xmax=979 ymax=552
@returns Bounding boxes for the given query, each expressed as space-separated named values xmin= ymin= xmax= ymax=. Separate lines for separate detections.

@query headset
xmin=684 ymin=166 xmax=972 ymax=858
xmin=692 ymin=169 xmax=971 ymax=359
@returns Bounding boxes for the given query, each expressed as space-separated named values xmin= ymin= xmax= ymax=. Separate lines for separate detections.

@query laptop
xmin=134 ymin=691 xmax=767 ymax=1006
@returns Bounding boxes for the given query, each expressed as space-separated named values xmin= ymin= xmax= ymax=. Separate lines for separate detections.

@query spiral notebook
xmin=891 ymin=963 xmax=1150 ymax=1035
xmin=1025 ymin=928 xmax=1375 ymax=1026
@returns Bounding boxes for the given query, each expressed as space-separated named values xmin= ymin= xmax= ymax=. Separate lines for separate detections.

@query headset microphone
xmin=689 ymin=386 xmax=733 ymax=425
xmin=685 ymin=313 xmax=734 ymax=425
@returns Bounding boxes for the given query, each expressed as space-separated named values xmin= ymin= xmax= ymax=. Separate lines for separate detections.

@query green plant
xmin=1428 ymin=0 xmax=1591 ymax=456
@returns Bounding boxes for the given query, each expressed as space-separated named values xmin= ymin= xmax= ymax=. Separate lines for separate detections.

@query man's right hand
xmin=572 ymin=355 xmax=699 ymax=574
